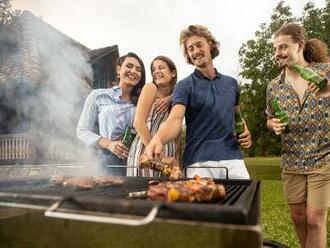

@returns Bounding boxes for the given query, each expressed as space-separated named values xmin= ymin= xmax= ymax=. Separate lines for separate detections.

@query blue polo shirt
xmin=172 ymin=69 xmax=242 ymax=166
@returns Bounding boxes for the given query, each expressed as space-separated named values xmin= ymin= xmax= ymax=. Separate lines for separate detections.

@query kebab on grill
xmin=147 ymin=175 xmax=226 ymax=202
xmin=50 ymin=176 xmax=125 ymax=190
xmin=139 ymin=155 xmax=183 ymax=180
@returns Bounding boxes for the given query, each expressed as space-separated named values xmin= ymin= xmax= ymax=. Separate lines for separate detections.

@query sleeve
xmin=265 ymin=82 xmax=275 ymax=118
xmin=76 ymin=90 xmax=101 ymax=147
xmin=172 ymin=79 xmax=190 ymax=107
xmin=325 ymin=63 xmax=330 ymax=80
xmin=235 ymin=79 xmax=240 ymax=106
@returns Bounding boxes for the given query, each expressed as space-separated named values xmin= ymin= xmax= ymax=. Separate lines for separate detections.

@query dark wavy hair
xmin=150 ymin=55 xmax=177 ymax=89
xmin=179 ymin=25 xmax=220 ymax=65
xmin=274 ymin=23 xmax=328 ymax=63
xmin=115 ymin=52 xmax=146 ymax=105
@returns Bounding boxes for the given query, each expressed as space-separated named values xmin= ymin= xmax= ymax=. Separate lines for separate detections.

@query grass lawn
xmin=244 ymin=157 xmax=330 ymax=248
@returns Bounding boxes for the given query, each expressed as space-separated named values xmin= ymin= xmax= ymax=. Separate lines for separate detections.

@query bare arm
xmin=144 ymin=104 xmax=186 ymax=159
xmin=133 ymin=84 xmax=158 ymax=146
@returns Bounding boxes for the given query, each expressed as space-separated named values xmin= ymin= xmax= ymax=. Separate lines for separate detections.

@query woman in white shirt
xmin=77 ymin=52 xmax=146 ymax=176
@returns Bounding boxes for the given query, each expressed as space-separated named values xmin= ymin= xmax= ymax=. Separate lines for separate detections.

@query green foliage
xmin=239 ymin=0 xmax=330 ymax=156
xmin=245 ymin=157 xmax=330 ymax=247
xmin=0 ymin=0 xmax=20 ymax=25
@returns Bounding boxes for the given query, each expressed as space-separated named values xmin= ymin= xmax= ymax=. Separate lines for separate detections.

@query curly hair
xmin=179 ymin=25 xmax=220 ymax=65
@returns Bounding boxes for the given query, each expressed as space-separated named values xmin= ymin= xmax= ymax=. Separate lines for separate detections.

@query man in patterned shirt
xmin=266 ymin=23 xmax=330 ymax=248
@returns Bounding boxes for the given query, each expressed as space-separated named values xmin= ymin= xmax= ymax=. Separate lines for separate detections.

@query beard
xmin=276 ymin=56 xmax=290 ymax=69
xmin=192 ymin=56 xmax=208 ymax=68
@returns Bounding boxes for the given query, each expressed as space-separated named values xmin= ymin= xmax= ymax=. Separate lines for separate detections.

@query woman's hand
xmin=154 ymin=95 xmax=172 ymax=114
xmin=98 ymin=138 xmax=129 ymax=159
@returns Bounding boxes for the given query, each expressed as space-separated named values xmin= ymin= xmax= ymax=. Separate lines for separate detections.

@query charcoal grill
xmin=0 ymin=166 xmax=263 ymax=247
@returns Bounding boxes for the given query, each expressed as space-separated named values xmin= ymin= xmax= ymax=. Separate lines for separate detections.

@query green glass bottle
xmin=272 ymin=98 xmax=290 ymax=125
xmin=122 ymin=126 xmax=136 ymax=148
xmin=235 ymin=112 xmax=244 ymax=137
xmin=290 ymin=63 xmax=328 ymax=90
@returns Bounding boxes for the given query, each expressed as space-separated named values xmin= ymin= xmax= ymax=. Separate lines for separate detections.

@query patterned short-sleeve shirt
xmin=266 ymin=63 xmax=330 ymax=173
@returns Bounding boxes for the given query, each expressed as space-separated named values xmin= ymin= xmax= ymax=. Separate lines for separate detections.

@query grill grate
xmin=0 ymin=177 xmax=260 ymax=225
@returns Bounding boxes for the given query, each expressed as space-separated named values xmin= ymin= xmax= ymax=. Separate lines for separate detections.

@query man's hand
xmin=98 ymin=138 xmax=129 ymax=159
xmin=268 ymin=118 xmax=287 ymax=135
xmin=308 ymin=82 xmax=320 ymax=94
xmin=144 ymin=136 xmax=164 ymax=161
xmin=237 ymin=125 xmax=252 ymax=148
xmin=154 ymin=96 xmax=172 ymax=115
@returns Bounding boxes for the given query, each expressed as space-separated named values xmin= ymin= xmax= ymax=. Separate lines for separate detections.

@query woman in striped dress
xmin=127 ymin=56 xmax=180 ymax=177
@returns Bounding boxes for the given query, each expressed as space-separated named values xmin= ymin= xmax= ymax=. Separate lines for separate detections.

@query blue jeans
xmin=99 ymin=149 xmax=126 ymax=176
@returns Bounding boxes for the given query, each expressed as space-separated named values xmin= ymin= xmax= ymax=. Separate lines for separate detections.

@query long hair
xmin=274 ymin=23 xmax=328 ymax=63
xmin=179 ymin=25 xmax=220 ymax=65
xmin=150 ymin=55 xmax=177 ymax=89
xmin=115 ymin=52 xmax=146 ymax=105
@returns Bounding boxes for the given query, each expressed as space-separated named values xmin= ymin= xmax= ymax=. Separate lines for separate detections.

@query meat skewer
xmin=147 ymin=175 xmax=226 ymax=203
xmin=139 ymin=155 xmax=183 ymax=180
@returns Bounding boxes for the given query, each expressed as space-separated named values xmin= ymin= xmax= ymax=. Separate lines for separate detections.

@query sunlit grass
xmin=245 ymin=156 xmax=330 ymax=247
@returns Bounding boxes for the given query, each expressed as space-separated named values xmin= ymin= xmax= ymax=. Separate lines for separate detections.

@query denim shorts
xmin=98 ymin=149 xmax=126 ymax=176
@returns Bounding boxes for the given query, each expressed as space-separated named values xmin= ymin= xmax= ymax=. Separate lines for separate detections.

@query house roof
xmin=0 ymin=11 xmax=118 ymax=86
xmin=89 ymin=45 xmax=119 ymax=64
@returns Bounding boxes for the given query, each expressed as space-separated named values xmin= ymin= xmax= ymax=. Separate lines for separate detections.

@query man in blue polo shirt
xmin=145 ymin=25 xmax=252 ymax=179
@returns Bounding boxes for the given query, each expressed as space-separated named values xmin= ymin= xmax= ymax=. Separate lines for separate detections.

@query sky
xmin=12 ymin=0 xmax=327 ymax=82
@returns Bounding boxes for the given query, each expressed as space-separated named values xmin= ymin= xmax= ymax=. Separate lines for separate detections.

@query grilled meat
xmin=50 ymin=176 xmax=125 ymax=189
xmin=139 ymin=155 xmax=183 ymax=180
xmin=147 ymin=175 xmax=226 ymax=203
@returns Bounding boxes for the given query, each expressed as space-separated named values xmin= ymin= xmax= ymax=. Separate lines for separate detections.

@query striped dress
xmin=127 ymin=103 xmax=176 ymax=177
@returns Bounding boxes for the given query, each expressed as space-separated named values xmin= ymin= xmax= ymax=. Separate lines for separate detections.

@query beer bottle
xmin=122 ymin=126 xmax=136 ymax=148
xmin=290 ymin=63 xmax=328 ymax=90
xmin=235 ymin=111 xmax=244 ymax=137
xmin=272 ymin=98 xmax=290 ymax=125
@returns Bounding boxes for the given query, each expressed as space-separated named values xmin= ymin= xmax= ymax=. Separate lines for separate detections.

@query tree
xmin=239 ymin=1 xmax=295 ymax=156
xmin=238 ymin=0 xmax=329 ymax=156
xmin=0 ymin=0 xmax=20 ymax=25
xmin=0 ymin=0 xmax=20 ymax=64
xmin=300 ymin=0 xmax=330 ymax=48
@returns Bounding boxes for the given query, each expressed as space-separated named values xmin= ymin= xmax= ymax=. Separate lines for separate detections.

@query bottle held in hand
xmin=272 ymin=98 xmax=290 ymax=125
xmin=235 ymin=111 xmax=244 ymax=139
xmin=290 ymin=63 xmax=328 ymax=90
xmin=122 ymin=126 xmax=136 ymax=148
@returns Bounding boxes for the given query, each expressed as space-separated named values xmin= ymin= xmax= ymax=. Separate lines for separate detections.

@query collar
xmin=193 ymin=68 xmax=221 ymax=80
xmin=112 ymin=85 xmax=123 ymax=101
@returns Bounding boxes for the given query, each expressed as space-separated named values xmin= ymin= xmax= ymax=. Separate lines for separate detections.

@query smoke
xmin=0 ymin=12 xmax=104 ymax=176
